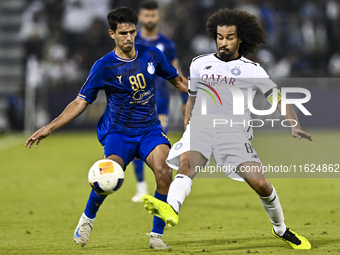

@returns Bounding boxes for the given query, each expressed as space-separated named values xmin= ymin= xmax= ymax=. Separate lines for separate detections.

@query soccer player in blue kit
xmin=25 ymin=6 xmax=188 ymax=249
xmin=131 ymin=0 xmax=188 ymax=202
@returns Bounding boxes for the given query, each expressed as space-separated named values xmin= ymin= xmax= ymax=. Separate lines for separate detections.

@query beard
xmin=121 ymin=43 xmax=133 ymax=52
xmin=144 ymin=22 xmax=157 ymax=31
xmin=219 ymin=47 xmax=233 ymax=61
xmin=219 ymin=51 xmax=232 ymax=61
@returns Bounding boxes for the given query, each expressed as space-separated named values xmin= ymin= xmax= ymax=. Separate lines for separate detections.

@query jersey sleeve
xmin=254 ymin=65 xmax=277 ymax=93
xmin=254 ymin=65 xmax=279 ymax=104
xmin=188 ymin=59 xmax=200 ymax=97
xmin=153 ymin=47 xmax=179 ymax=80
xmin=78 ymin=60 xmax=104 ymax=103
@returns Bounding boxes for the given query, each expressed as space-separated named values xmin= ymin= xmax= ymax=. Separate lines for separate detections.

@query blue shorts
xmin=102 ymin=125 xmax=171 ymax=169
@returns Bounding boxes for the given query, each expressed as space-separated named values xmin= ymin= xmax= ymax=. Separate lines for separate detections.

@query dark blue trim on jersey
xmin=192 ymin=53 xmax=211 ymax=62
xmin=264 ymin=88 xmax=273 ymax=98
xmin=108 ymin=99 xmax=125 ymax=132
xmin=104 ymin=61 xmax=126 ymax=70
xmin=188 ymin=89 xmax=197 ymax=96
xmin=239 ymin=58 xmax=257 ymax=66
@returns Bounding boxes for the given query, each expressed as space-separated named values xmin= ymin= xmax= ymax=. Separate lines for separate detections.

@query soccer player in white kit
xmin=143 ymin=8 xmax=312 ymax=250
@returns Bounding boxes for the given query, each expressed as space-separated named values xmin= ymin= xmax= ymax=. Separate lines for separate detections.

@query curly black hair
xmin=206 ymin=8 xmax=266 ymax=56
xmin=107 ymin=7 xmax=138 ymax=32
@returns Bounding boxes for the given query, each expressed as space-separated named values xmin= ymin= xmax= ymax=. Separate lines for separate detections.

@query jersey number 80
xmin=129 ymin=73 xmax=146 ymax=91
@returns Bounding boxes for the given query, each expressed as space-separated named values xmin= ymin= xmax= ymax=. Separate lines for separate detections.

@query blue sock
xmin=84 ymin=189 xmax=107 ymax=219
xmin=133 ymin=158 xmax=144 ymax=182
xmin=151 ymin=191 xmax=167 ymax=234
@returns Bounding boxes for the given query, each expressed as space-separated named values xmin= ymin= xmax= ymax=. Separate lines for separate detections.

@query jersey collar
xmin=214 ymin=54 xmax=242 ymax=63
xmin=113 ymin=45 xmax=138 ymax=62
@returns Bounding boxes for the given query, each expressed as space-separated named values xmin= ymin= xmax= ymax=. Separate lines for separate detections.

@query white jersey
xmin=188 ymin=54 xmax=277 ymax=138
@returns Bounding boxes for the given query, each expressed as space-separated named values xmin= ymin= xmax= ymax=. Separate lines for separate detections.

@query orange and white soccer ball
xmin=88 ymin=159 xmax=124 ymax=195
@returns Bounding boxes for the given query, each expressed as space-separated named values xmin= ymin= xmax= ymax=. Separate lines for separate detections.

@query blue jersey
xmin=135 ymin=32 xmax=177 ymax=114
xmin=78 ymin=44 xmax=178 ymax=143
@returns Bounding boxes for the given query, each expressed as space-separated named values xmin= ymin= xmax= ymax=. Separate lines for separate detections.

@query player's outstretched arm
xmin=277 ymin=101 xmax=312 ymax=141
xmin=25 ymin=97 xmax=89 ymax=148
xmin=184 ymin=96 xmax=196 ymax=131
xmin=168 ymin=75 xmax=188 ymax=94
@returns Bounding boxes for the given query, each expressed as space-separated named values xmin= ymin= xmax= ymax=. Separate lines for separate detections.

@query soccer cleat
xmin=148 ymin=233 xmax=169 ymax=249
xmin=142 ymin=194 xmax=179 ymax=227
xmin=74 ymin=215 xmax=94 ymax=247
xmin=272 ymin=228 xmax=311 ymax=250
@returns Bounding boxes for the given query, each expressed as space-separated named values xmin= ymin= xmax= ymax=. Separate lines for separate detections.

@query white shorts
xmin=166 ymin=124 xmax=262 ymax=181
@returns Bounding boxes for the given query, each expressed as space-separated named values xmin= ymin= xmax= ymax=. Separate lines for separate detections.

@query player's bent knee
xmin=105 ymin=154 xmax=125 ymax=169
xmin=154 ymin=164 xmax=172 ymax=182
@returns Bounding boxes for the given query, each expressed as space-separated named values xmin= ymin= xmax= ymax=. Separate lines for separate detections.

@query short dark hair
xmin=206 ymin=8 xmax=266 ymax=56
xmin=140 ymin=0 xmax=158 ymax=10
xmin=107 ymin=7 xmax=138 ymax=31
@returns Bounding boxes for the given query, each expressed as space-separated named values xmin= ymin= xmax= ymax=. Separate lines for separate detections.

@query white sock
xmin=82 ymin=212 xmax=95 ymax=221
xmin=167 ymin=174 xmax=193 ymax=213
xmin=259 ymin=186 xmax=286 ymax=236
xmin=137 ymin=181 xmax=148 ymax=193
xmin=150 ymin=231 xmax=162 ymax=237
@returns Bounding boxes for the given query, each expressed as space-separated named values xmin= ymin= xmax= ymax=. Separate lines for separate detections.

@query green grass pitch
xmin=0 ymin=130 xmax=340 ymax=254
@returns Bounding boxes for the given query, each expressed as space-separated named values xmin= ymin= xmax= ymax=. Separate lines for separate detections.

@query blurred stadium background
xmin=0 ymin=0 xmax=339 ymax=133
